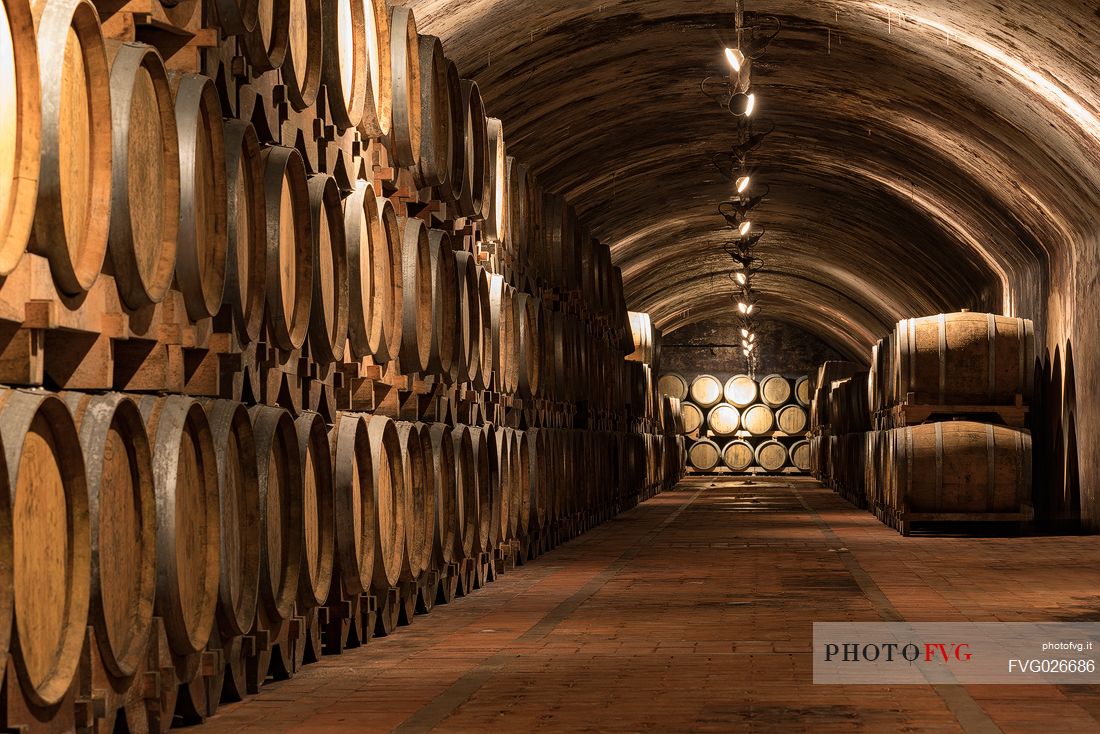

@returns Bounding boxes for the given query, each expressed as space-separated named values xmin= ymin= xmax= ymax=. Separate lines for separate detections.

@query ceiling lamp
xmin=735 ymin=271 xmax=748 ymax=285
xmin=725 ymin=47 xmax=745 ymax=72
xmin=741 ymin=328 xmax=750 ymax=338
xmin=730 ymin=91 xmax=756 ymax=117
xmin=738 ymin=220 xmax=752 ymax=237
xmin=736 ymin=175 xmax=751 ymax=194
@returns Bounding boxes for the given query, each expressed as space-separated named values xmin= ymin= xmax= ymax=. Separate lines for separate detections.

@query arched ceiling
xmin=407 ymin=0 xmax=1100 ymax=353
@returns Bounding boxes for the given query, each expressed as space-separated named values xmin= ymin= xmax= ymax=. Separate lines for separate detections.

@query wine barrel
xmin=658 ymin=373 xmax=689 ymax=400
xmin=427 ymin=424 xmax=457 ymax=567
xmin=488 ymin=274 xmax=517 ymax=394
xmin=357 ymin=0 xmax=392 ymax=137
xmin=412 ymin=35 xmax=450 ymax=188
xmin=0 ymin=0 xmax=38 ymax=274
xmin=450 ymin=425 xmax=478 ymax=560
xmin=526 ymin=428 xmax=548 ymax=533
xmin=399 ymin=216 xmax=432 ymax=372
xmin=396 ymin=422 xmax=434 ymax=579
xmin=321 ymin=0 xmax=361 ymax=128
xmin=506 ymin=156 xmax=526 ymax=262
xmin=707 ymin=403 xmax=740 ymax=436
xmin=64 ymin=393 xmax=155 ymax=681
xmin=457 ymin=79 xmax=488 ymax=219
xmin=627 ymin=311 xmax=654 ymax=364
xmin=513 ymin=291 xmax=541 ymax=398
xmin=344 ymin=180 xmax=387 ymax=359
xmin=893 ymin=312 xmax=1035 ymax=405
xmin=828 ymin=375 xmax=871 ymax=435
xmin=282 ymin=0 xmax=320 ymax=109
xmin=470 ymin=425 xmax=500 ymax=550
xmin=795 ymin=375 xmax=811 ymax=407
xmin=790 ymin=439 xmax=811 ymax=472
xmin=241 ymin=0 xmax=288 ymax=72
xmin=211 ymin=0 xmax=257 ymax=35
xmin=452 ymin=250 xmax=480 ymax=383
xmin=689 ymin=374 xmax=723 ymax=408
xmin=249 ymin=406 xmax=303 ymax=623
xmin=367 ymin=416 xmax=404 ymax=592
xmin=512 ymin=429 xmax=530 ymax=540
xmin=307 ymin=174 xmax=348 ymax=364
xmin=0 ymin=391 xmax=88 ymax=708
xmin=776 ymin=404 xmax=808 ymax=435
xmin=681 ymin=402 xmax=704 ymax=436
xmin=31 ymin=0 xmax=111 ymax=295
xmin=721 ymin=439 xmax=754 ymax=472
xmin=724 ymin=374 xmax=758 ymax=407
xmin=437 ymin=58 xmax=465 ymax=205
xmin=262 ymin=146 xmax=313 ymax=350
xmin=377 ymin=196 xmax=403 ymax=363
xmin=107 ymin=43 xmax=179 ymax=310
xmin=201 ymin=400 xmax=260 ymax=640
xmin=886 ymin=422 xmax=1031 ymax=515
xmin=472 ymin=265 xmax=493 ymax=390
xmin=388 ymin=6 xmax=421 ymax=168
xmin=425 ymin=229 xmax=457 ymax=376
xmin=223 ymin=120 xmax=266 ymax=343
xmin=741 ymin=404 xmax=776 ymax=435
xmin=687 ymin=439 xmax=721 ymax=471
xmin=483 ymin=117 xmax=507 ymax=245
xmin=755 ymin=441 xmax=788 ymax=472
xmin=759 ymin=374 xmax=791 ymax=407
xmin=296 ymin=412 xmax=334 ymax=610
xmin=329 ymin=413 xmax=375 ymax=595
xmin=138 ymin=396 xmax=219 ymax=657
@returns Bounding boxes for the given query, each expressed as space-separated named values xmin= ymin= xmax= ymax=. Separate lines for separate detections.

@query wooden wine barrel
xmin=344 ymin=180 xmax=387 ymax=359
xmin=795 ymin=375 xmax=811 ymax=407
xmin=470 ymin=425 xmax=500 ymax=550
xmin=376 ymin=196 xmax=403 ymax=363
xmin=724 ymin=374 xmax=758 ymax=407
xmin=211 ymin=0 xmax=257 ymax=35
xmin=472 ymin=265 xmax=493 ymax=390
xmin=200 ymin=400 xmax=259 ymax=640
xmin=329 ymin=413 xmax=375 ymax=595
xmin=722 ymin=439 xmax=754 ymax=472
xmin=828 ymin=375 xmax=871 ymax=435
xmin=138 ymin=395 xmax=219 ymax=657
xmin=525 ymin=428 xmax=548 ymax=533
xmin=790 ymin=440 xmax=811 ymax=472
xmin=295 ymin=411 xmax=334 ymax=610
xmin=457 ymin=79 xmax=488 ymax=219
xmin=741 ymin=404 xmax=776 ymax=435
xmin=512 ymin=429 xmax=530 ymax=540
xmin=262 ymin=146 xmax=313 ymax=350
xmin=707 ymin=403 xmax=740 ymax=436
xmin=399 ymin=216 xmax=432 ymax=372
xmin=450 ymin=425 xmax=478 ymax=560
xmin=0 ymin=0 xmax=39 ymax=275
xmin=506 ymin=156 xmax=526 ymax=260
xmin=425 ymin=229 xmax=457 ymax=376
xmin=31 ymin=0 xmax=111 ymax=295
xmin=452 ymin=250 xmax=480 ymax=383
xmin=388 ymin=6 xmax=421 ymax=168
xmin=413 ymin=34 xmax=449 ymax=188
xmin=759 ymin=374 xmax=791 ymax=407
xmin=493 ymin=427 xmax=514 ymax=543
xmin=513 ymin=291 xmax=541 ymax=398
xmin=688 ymin=439 xmax=721 ymax=471
xmin=307 ymin=174 xmax=348 ymax=364
xmin=223 ymin=120 xmax=266 ymax=344
xmin=107 ymin=43 xmax=179 ymax=310
xmin=689 ymin=375 xmax=723 ymax=408
xmin=249 ymin=406 xmax=303 ymax=623
xmin=658 ymin=373 xmax=689 ymax=400
xmin=488 ymin=274 xmax=517 ymax=394
xmin=681 ymin=402 xmax=704 ymax=436
xmin=893 ymin=312 xmax=1035 ymax=405
xmin=357 ymin=0 xmax=391 ymax=137
xmin=664 ymin=396 xmax=686 ymax=435
xmin=755 ymin=441 xmax=788 ymax=472
xmin=437 ymin=58 xmax=465 ymax=205
xmin=281 ymin=0 xmax=320 ymax=109
xmin=427 ymin=424 xmax=457 ymax=567
xmin=776 ymin=404 xmax=808 ymax=435
xmin=367 ymin=416 xmax=404 ymax=592
xmin=320 ymin=0 xmax=360 ymax=128
xmin=396 ymin=422 xmax=434 ymax=579
xmin=483 ymin=117 xmax=508 ymax=245
xmin=887 ymin=422 xmax=1031 ymax=515
xmin=63 ymin=393 xmax=154 ymax=682
xmin=241 ymin=0 xmax=288 ymax=72
xmin=627 ymin=311 xmax=654 ymax=364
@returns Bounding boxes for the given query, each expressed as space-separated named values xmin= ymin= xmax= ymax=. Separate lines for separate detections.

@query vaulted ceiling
xmin=408 ymin=0 xmax=1100 ymax=360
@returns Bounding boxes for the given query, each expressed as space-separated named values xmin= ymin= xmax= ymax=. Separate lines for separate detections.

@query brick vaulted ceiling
xmin=406 ymin=0 xmax=1100 ymax=360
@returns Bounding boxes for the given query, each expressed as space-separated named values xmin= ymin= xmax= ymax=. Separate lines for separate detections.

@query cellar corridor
xmin=198 ymin=478 xmax=1100 ymax=733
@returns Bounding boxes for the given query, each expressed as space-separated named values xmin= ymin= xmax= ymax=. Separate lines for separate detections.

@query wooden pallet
xmin=879 ymin=393 xmax=1028 ymax=430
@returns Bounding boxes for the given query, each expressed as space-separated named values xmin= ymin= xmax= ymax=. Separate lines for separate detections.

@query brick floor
xmin=199 ymin=477 xmax=1100 ymax=733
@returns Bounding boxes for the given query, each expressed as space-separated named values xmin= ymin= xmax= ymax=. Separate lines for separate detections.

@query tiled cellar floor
xmin=201 ymin=477 xmax=1100 ymax=733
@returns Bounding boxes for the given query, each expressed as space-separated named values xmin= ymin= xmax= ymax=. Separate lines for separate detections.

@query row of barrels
xmin=688 ymin=438 xmax=811 ymax=473
xmin=0 ymin=385 xmax=681 ymax=728
xmin=659 ymin=372 xmax=811 ymax=409
xmin=681 ymin=401 xmax=809 ymax=438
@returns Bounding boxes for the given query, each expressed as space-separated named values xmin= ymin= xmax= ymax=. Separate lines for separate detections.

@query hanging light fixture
xmin=738 ymin=220 xmax=752 ymax=237
xmin=725 ymin=47 xmax=746 ymax=72
xmin=736 ymin=175 xmax=751 ymax=194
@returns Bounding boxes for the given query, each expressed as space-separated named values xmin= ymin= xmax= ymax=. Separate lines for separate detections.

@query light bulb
xmin=738 ymin=221 xmax=752 ymax=237
xmin=738 ymin=302 xmax=748 ymax=314
xmin=746 ymin=304 xmax=755 ymax=315
xmin=735 ymin=272 xmax=747 ymax=285
xmin=736 ymin=176 xmax=751 ymax=194
xmin=747 ymin=343 xmax=755 ymax=352
xmin=725 ymin=47 xmax=744 ymax=72
xmin=745 ymin=93 xmax=756 ymax=116
xmin=741 ymin=328 xmax=749 ymax=338
xmin=743 ymin=349 xmax=750 ymax=357
xmin=749 ymin=333 xmax=756 ymax=342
